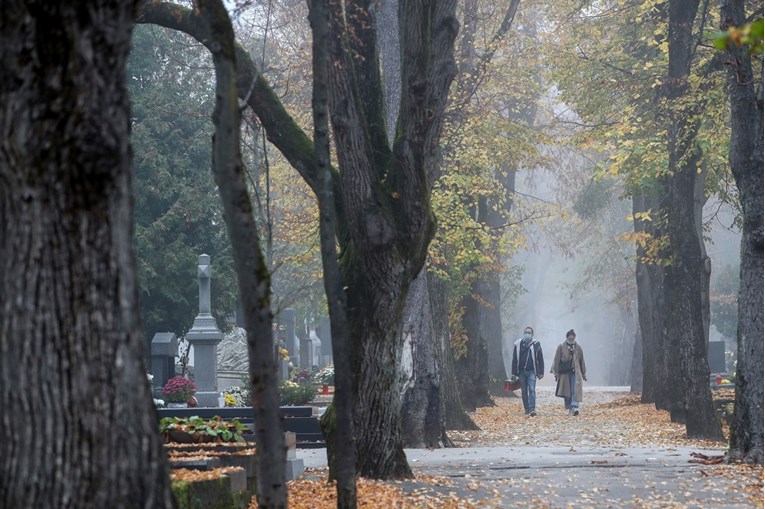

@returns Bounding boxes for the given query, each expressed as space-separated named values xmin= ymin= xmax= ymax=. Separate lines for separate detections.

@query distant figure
xmin=552 ymin=329 xmax=587 ymax=416
xmin=511 ymin=326 xmax=544 ymax=417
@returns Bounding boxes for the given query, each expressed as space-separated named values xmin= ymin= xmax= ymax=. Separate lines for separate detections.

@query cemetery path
xmin=293 ymin=388 xmax=763 ymax=508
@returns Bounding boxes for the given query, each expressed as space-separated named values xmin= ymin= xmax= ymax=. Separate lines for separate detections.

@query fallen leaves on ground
xmin=167 ymin=448 xmax=256 ymax=459
xmin=171 ymin=468 xmax=227 ymax=482
xmin=253 ymin=478 xmax=493 ymax=509
xmin=689 ymin=452 xmax=726 ymax=465
xmin=453 ymin=391 xmax=729 ymax=449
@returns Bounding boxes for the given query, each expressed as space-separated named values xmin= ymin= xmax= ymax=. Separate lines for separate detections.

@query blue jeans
xmin=563 ymin=372 xmax=579 ymax=410
xmin=519 ymin=371 xmax=537 ymax=414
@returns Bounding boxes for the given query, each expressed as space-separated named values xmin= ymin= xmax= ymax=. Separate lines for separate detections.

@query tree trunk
xmin=630 ymin=326 xmax=644 ymax=392
xmin=326 ymin=0 xmax=459 ymax=479
xmin=450 ymin=0 xmax=522 ymax=403
xmin=483 ymin=276 xmax=508 ymax=390
xmin=0 ymin=2 xmax=174 ymax=508
xmin=400 ymin=270 xmax=446 ymax=448
xmin=662 ymin=0 xmax=723 ymax=439
xmin=198 ymin=1 xmax=288 ymax=504
xmin=694 ymin=163 xmax=711 ymax=345
xmin=456 ymin=287 xmax=491 ymax=411
xmin=430 ymin=275 xmax=478 ymax=431
xmin=720 ymin=0 xmax=764 ymax=464
xmin=377 ymin=0 xmax=450 ymax=452
xmin=309 ymin=0 xmax=357 ymax=503
xmin=632 ymin=194 xmax=664 ymax=404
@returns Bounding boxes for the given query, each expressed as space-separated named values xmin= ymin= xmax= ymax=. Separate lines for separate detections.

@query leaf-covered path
xmin=291 ymin=389 xmax=763 ymax=508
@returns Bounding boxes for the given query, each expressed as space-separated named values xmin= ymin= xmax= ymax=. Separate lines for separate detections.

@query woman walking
xmin=552 ymin=329 xmax=587 ymax=416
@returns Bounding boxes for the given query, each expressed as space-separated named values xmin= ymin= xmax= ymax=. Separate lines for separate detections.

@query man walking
xmin=511 ymin=326 xmax=544 ymax=416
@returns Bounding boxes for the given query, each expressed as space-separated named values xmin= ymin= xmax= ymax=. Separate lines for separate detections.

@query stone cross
xmin=186 ymin=253 xmax=224 ymax=406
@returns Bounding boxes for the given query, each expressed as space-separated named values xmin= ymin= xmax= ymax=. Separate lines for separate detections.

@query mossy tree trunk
xmin=309 ymin=0 xmax=357 ymax=504
xmin=195 ymin=0 xmax=288 ymax=506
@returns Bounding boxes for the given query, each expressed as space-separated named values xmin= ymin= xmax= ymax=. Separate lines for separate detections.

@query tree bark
xmin=430 ymin=275 xmax=478 ymax=430
xmin=325 ymin=0 xmax=459 ymax=479
xmin=630 ymin=326 xmax=644 ymax=392
xmin=456 ymin=286 xmax=493 ymax=411
xmin=400 ymin=270 xmax=445 ymax=448
xmin=720 ymin=0 xmax=764 ymax=464
xmin=662 ymin=0 xmax=723 ymax=439
xmin=0 ymin=2 xmax=174 ymax=508
xmin=376 ymin=0 xmax=450 ymax=451
xmin=308 ymin=0 xmax=357 ymax=503
xmin=632 ymin=193 xmax=665 ymax=405
xmin=196 ymin=0 xmax=288 ymax=505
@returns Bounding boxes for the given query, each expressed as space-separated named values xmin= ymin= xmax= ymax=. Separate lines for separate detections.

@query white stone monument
xmin=186 ymin=254 xmax=224 ymax=406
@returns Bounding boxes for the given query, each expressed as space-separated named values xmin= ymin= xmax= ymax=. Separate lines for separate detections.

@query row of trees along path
xmin=1 ymin=0 xmax=761 ymax=508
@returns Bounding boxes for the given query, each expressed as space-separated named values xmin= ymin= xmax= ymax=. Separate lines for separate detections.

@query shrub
xmin=162 ymin=376 xmax=196 ymax=403
xmin=279 ymin=380 xmax=316 ymax=406
xmin=159 ymin=415 xmax=247 ymax=443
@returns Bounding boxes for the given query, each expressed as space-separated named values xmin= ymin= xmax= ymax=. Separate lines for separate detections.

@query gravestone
xmin=309 ymin=329 xmax=322 ymax=369
xmin=707 ymin=341 xmax=726 ymax=373
xmin=186 ymin=254 xmax=224 ymax=406
xmin=217 ymin=326 xmax=249 ymax=391
xmin=151 ymin=332 xmax=177 ymax=394
xmin=279 ymin=308 xmax=299 ymax=367
xmin=299 ymin=334 xmax=311 ymax=370
xmin=317 ymin=316 xmax=333 ymax=366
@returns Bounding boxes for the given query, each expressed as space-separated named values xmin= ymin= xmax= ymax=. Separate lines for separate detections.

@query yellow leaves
xmin=626 ymin=211 xmax=653 ymax=222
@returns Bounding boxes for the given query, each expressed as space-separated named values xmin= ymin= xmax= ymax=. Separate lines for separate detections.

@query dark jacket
xmin=511 ymin=339 xmax=544 ymax=376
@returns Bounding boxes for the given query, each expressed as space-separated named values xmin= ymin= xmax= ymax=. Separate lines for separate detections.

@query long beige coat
xmin=552 ymin=341 xmax=586 ymax=402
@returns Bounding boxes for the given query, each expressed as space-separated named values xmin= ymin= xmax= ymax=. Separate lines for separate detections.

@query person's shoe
xmin=529 ymin=410 xmax=537 ymax=417
xmin=572 ymin=408 xmax=580 ymax=416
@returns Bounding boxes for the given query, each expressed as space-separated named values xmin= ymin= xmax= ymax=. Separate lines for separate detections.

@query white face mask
xmin=566 ymin=337 xmax=576 ymax=344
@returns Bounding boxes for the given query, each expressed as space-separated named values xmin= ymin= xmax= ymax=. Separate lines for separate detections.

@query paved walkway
xmin=297 ymin=388 xmax=763 ymax=507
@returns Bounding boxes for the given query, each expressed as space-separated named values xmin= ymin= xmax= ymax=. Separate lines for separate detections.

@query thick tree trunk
xmin=456 ymin=288 xmax=492 ymax=411
xmin=0 ymin=2 xmax=174 ymax=508
xmin=720 ymin=0 xmax=764 ymax=464
xmin=198 ymin=1 xmax=288 ymax=504
xmin=325 ymin=0 xmax=459 ymax=478
xmin=377 ymin=0 xmax=449 ymax=451
xmin=400 ymin=270 xmax=445 ymax=448
xmin=430 ymin=275 xmax=478 ymax=431
xmin=662 ymin=0 xmax=723 ymax=439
